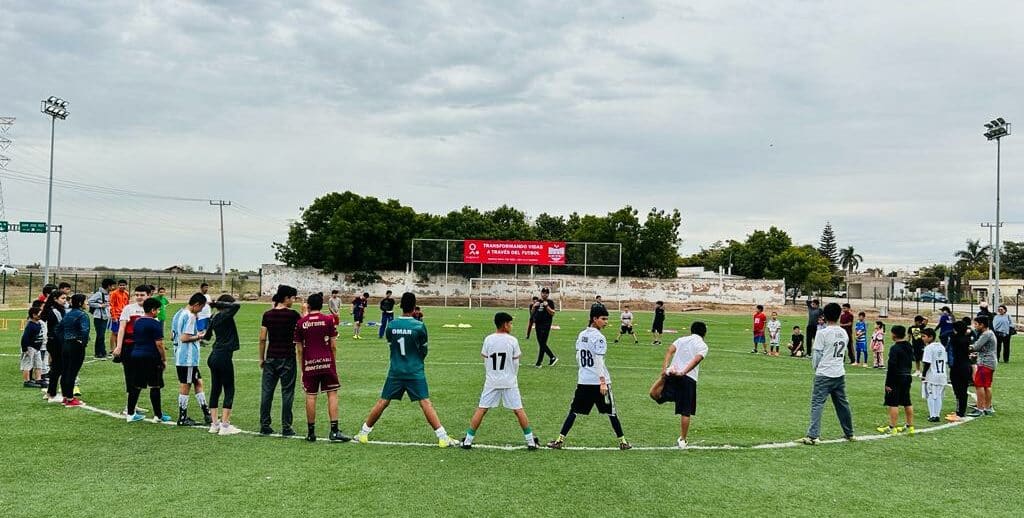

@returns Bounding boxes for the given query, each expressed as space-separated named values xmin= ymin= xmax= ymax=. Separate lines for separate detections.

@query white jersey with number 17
xmin=923 ymin=343 xmax=948 ymax=385
xmin=481 ymin=332 xmax=521 ymax=390
xmin=576 ymin=326 xmax=610 ymax=385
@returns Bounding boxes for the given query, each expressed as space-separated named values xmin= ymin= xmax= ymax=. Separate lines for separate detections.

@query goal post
xmin=469 ymin=277 xmax=565 ymax=309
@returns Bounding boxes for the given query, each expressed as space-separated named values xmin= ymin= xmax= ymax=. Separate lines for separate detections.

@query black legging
xmin=127 ymin=387 xmax=163 ymax=417
xmin=208 ymin=352 xmax=235 ymax=409
xmin=996 ymin=333 xmax=1011 ymax=363
xmin=46 ymin=338 xmax=64 ymax=398
xmin=805 ymin=325 xmax=817 ymax=355
xmin=61 ymin=339 xmax=86 ymax=399
xmin=951 ymin=367 xmax=972 ymax=417
xmin=535 ymin=326 xmax=555 ymax=366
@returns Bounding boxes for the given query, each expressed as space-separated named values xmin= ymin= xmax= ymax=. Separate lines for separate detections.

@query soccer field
xmin=3 ymin=304 xmax=1022 ymax=517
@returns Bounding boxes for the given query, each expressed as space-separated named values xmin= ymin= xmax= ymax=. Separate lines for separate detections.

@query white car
xmin=0 ymin=264 xmax=18 ymax=276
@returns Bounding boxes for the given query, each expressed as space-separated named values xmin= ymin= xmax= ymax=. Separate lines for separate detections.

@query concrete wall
xmin=261 ymin=264 xmax=786 ymax=308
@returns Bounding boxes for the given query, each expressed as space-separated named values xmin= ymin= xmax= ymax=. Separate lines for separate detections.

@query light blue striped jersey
xmin=172 ymin=308 xmax=201 ymax=366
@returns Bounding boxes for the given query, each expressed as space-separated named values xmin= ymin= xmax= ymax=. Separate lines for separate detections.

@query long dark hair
xmin=42 ymin=290 xmax=66 ymax=317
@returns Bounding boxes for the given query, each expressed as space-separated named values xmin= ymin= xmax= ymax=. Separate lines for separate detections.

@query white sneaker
xmin=677 ymin=438 xmax=687 ymax=449
xmin=48 ymin=396 xmax=65 ymax=403
xmin=219 ymin=424 xmax=241 ymax=436
xmin=209 ymin=423 xmax=220 ymax=434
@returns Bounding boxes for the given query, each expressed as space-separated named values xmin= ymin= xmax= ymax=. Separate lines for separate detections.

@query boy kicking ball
xmin=877 ymin=325 xmax=915 ymax=435
xmin=656 ymin=321 xmax=708 ymax=449
xmin=461 ymin=312 xmax=538 ymax=450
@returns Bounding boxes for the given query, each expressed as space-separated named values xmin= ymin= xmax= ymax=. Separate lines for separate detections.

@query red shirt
xmin=294 ymin=312 xmax=338 ymax=374
xmin=840 ymin=311 xmax=854 ymax=327
xmin=753 ymin=312 xmax=766 ymax=334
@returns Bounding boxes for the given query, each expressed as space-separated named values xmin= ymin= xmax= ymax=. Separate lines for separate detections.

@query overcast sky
xmin=2 ymin=1 xmax=1022 ymax=273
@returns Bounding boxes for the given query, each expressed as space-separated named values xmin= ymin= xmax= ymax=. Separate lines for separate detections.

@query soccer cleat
xmin=259 ymin=426 xmax=275 ymax=436
xmin=23 ymin=381 xmax=37 ymax=389
xmin=527 ymin=438 xmax=540 ymax=451
xmin=127 ymin=413 xmax=145 ymax=423
xmin=329 ymin=431 xmax=351 ymax=442
xmin=355 ymin=433 xmax=369 ymax=444
xmin=876 ymin=425 xmax=895 ymax=434
xmin=219 ymin=424 xmax=242 ymax=436
xmin=209 ymin=423 xmax=221 ymax=434
xmin=905 ymin=426 xmax=916 ymax=435
xmin=546 ymin=439 xmax=564 ymax=449
xmin=928 ymin=416 xmax=940 ymax=423
xmin=439 ymin=437 xmax=461 ymax=448
xmin=798 ymin=437 xmax=820 ymax=445
xmin=73 ymin=386 xmax=82 ymax=397
xmin=177 ymin=416 xmax=198 ymax=427
xmin=203 ymin=413 xmax=213 ymax=426
xmin=64 ymin=398 xmax=83 ymax=407
xmin=306 ymin=433 xmax=317 ymax=442
xmin=549 ymin=357 xmax=559 ymax=367
xmin=983 ymin=409 xmax=995 ymax=416
xmin=966 ymin=409 xmax=983 ymax=417
xmin=459 ymin=438 xmax=472 ymax=450
xmin=534 ymin=364 xmax=543 ymax=369
xmin=677 ymin=438 xmax=687 ymax=449
xmin=281 ymin=427 xmax=296 ymax=437
xmin=619 ymin=441 xmax=633 ymax=450
xmin=845 ymin=435 xmax=856 ymax=442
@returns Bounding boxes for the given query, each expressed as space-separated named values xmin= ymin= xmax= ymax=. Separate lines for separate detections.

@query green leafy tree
xmin=733 ymin=227 xmax=792 ymax=279
xmin=999 ymin=241 xmax=1024 ymax=278
xmin=636 ymin=208 xmax=683 ymax=277
xmin=818 ymin=222 xmax=838 ymax=270
xmin=767 ymin=245 xmax=833 ymax=295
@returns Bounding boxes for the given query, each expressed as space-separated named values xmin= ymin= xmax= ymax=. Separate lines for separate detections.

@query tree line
xmin=273 ymin=191 xmax=683 ymax=278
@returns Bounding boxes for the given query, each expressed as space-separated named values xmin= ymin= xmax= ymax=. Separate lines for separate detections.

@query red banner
xmin=463 ymin=240 xmax=567 ymax=265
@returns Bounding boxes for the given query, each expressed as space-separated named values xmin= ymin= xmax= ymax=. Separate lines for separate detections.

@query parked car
xmin=0 ymin=264 xmax=18 ymax=276
xmin=918 ymin=292 xmax=948 ymax=303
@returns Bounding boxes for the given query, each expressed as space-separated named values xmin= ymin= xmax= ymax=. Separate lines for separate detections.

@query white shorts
xmin=21 ymin=349 xmax=43 ymax=371
xmin=922 ymin=381 xmax=946 ymax=399
xmin=478 ymin=387 xmax=523 ymax=409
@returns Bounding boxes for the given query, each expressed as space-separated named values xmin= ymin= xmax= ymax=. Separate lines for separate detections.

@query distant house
xmin=164 ymin=265 xmax=189 ymax=274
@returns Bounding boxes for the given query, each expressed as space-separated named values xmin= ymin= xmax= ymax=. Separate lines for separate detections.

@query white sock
xmin=360 ymin=423 xmax=372 ymax=435
xmin=178 ymin=395 xmax=189 ymax=410
xmin=434 ymin=426 xmax=448 ymax=440
xmin=523 ymin=431 xmax=534 ymax=445
xmin=196 ymin=392 xmax=207 ymax=408
xmin=463 ymin=431 xmax=475 ymax=445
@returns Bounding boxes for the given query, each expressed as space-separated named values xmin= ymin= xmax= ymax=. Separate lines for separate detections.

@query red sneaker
xmin=64 ymin=398 xmax=83 ymax=407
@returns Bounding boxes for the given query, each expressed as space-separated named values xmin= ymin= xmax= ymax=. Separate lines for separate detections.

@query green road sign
xmin=18 ymin=221 xmax=47 ymax=233
xmin=0 ymin=221 xmax=7 ymax=232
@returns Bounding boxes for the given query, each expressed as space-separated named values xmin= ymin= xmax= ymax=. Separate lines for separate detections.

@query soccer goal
xmin=469 ymin=278 xmax=565 ymax=309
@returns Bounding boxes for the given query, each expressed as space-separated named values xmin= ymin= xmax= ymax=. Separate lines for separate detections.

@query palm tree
xmin=956 ymin=239 xmax=990 ymax=269
xmin=839 ymin=246 xmax=863 ymax=273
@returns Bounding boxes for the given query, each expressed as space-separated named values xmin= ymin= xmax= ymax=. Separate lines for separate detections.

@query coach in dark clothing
xmin=805 ymin=299 xmax=822 ymax=356
xmin=949 ymin=321 xmax=973 ymax=419
xmin=533 ymin=288 xmax=558 ymax=367
xmin=258 ymin=285 xmax=300 ymax=436
xmin=379 ymin=290 xmax=395 ymax=339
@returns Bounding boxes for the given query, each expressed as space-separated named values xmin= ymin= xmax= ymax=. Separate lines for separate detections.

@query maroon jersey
xmin=294 ymin=312 xmax=338 ymax=375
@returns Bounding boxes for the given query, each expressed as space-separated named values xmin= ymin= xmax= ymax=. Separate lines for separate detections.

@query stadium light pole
xmin=40 ymin=96 xmax=69 ymax=285
xmin=984 ymin=117 xmax=1011 ymax=305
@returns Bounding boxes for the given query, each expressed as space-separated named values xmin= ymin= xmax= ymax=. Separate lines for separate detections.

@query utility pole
xmin=210 ymin=200 xmax=231 ymax=292
xmin=0 ymin=117 xmax=14 ymax=266
xmin=50 ymin=225 xmax=63 ymax=274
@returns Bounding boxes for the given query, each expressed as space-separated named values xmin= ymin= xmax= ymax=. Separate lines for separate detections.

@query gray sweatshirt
xmin=971 ymin=330 xmax=998 ymax=369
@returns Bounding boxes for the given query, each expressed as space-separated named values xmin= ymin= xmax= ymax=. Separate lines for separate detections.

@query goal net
xmin=468 ymin=278 xmax=565 ymax=309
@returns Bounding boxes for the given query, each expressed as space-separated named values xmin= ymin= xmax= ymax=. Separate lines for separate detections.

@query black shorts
xmin=176 ymin=365 xmax=202 ymax=385
xmin=353 ymin=314 xmax=364 ymax=323
xmin=620 ymin=325 xmax=634 ymax=334
xmin=131 ymin=356 xmax=165 ymax=389
xmin=912 ymin=344 xmax=925 ymax=362
xmin=884 ymin=377 xmax=912 ymax=407
xmin=652 ymin=321 xmax=664 ymax=333
xmin=657 ymin=375 xmax=697 ymax=416
xmin=570 ymin=384 xmax=615 ymax=415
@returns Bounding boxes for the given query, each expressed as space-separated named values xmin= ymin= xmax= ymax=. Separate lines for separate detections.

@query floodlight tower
xmin=40 ymin=96 xmax=70 ymax=284
xmin=983 ymin=117 xmax=1011 ymax=305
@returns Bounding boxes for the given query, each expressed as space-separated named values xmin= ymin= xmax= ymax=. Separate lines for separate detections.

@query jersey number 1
xmin=398 ymin=337 xmax=406 ymax=356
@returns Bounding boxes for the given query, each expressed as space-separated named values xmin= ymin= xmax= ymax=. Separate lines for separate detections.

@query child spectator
xmin=967 ymin=316 xmax=997 ymax=417
xmin=21 ymin=307 xmax=45 ymax=388
xmin=789 ymin=326 xmax=804 ymax=357
xmin=854 ymin=312 xmax=868 ymax=367
xmin=878 ymin=325 xmax=914 ymax=435
xmin=920 ymin=329 xmax=946 ymax=422
xmin=871 ymin=321 xmax=886 ymax=368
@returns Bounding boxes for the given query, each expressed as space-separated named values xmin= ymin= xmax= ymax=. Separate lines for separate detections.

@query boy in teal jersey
xmin=355 ymin=292 xmax=459 ymax=448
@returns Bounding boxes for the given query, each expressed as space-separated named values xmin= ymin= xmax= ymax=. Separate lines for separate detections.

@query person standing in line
xmin=853 ymin=312 xmax=868 ymax=367
xmin=877 ymin=325 xmax=915 ymax=435
xmin=295 ymin=293 xmax=349 ymax=442
xmin=993 ymin=304 xmax=1014 ymax=364
xmin=967 ymin=316 xmax=997 ymax=417
xmin=920 ymin=329 xmax=947 ymax=422
xmin=767 ymin=311 xmax=782 ymax=357
xmin=109 ymin=279 xmax=129 ymax=351
xmin=378 ymin=290 xmax=395 ymax=339
xmin=908 ymin=315 xmax=927 ymax=376
xmin=805 ymin=298 xmax=822 ymax=357
xmin=651 ymin=301 xmax=666 ymax=346
xmin=977 ymin=301 xmax=993 ymax=319
xmin=170 ymin=293 xmax=211 ymax=427
xmin=937 ymin=306 xmax=955 ymax=365
xmin=204 ymin=295 xmax=242 ymax=436
xmin=751 ymin=305 xmax=767 ymax=354
xmin=532 ymin=288 xmax=558 ymax=367
xmin=839 ymin=304 xmax=855 ymax=364
xmin=946 ymin=320 xmax=973 ymax=422
xmin=58 ymin=294 xmax=91 ymax=407
xmin=87 ymin=279 xmax=114 ymax=359
xmin=21 ymin=307 xmax=46 ymax=388
xmin=328 ymin=290 xmax=342 ymax=326
xmin=42 ymin=292 xmax=68 ymax=403
xmin=870 ymin=321 xmax=886 ymax=368
xmin=259 ymin=285 xmax=301 ymax=437
xmin=197 ymin=283 xmax=213 ymax=334
xmin=125 ymin=298 xmax=170 ymax=423
xmin=799 ymin=302 xmax=855 ymax=445
xmin=113 ymin=286 xmax=155 ymax=417
xmin=154 ymin=287 xmax=169 ymax=323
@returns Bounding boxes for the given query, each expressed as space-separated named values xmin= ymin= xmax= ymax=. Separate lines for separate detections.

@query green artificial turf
xmin=1 ymin=305 xmax=1021 ymax=517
